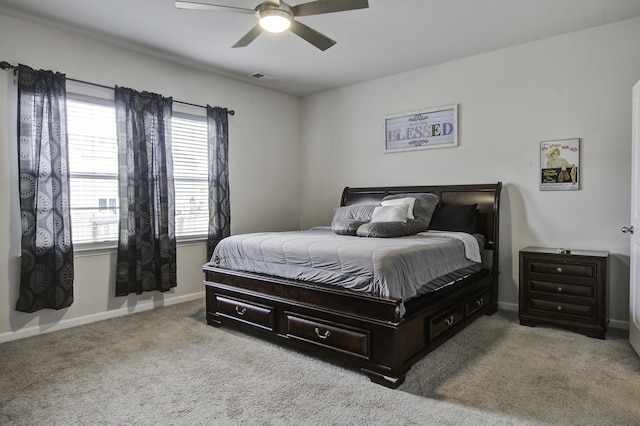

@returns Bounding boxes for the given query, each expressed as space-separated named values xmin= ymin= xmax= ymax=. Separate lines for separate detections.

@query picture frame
xmin=384 ymin=104 xmax=458 ymax=153
xmin=540 ymin=138 xmax=580 ymax=191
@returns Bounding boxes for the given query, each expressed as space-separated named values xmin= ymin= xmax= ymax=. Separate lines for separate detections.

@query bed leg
xmin=362 ymin=368 xmax=407 ymax=389
xmin=484 ymin=304 xmax=498 ymax=316
xmin=206 ymin=317 xmax=222 ymax=327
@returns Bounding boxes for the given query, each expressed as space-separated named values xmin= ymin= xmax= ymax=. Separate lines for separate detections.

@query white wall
xmin=0 ymin=14 xmax=301 ymax=341
xmin=2 ymin=13 xmax=638 ymax=341
xmin=299 ymin=17 xmax=640 ymax=326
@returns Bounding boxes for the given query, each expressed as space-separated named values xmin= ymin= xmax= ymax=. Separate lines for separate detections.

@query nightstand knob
xmin=557 ymin=305 xmax=563 ymax=311
xmin=556 ymin=267 xmax=563 ymax=273
xmin=557 ymin=287 xmax=563 ymax=292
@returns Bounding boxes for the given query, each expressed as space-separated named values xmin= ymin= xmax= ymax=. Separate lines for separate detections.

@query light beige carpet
xmin=1 ymin=299 xmax=639 ymax=425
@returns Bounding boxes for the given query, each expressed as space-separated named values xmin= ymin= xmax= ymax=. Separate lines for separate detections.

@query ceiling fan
xmin=175 ymin=0 xmax=369 ymax=51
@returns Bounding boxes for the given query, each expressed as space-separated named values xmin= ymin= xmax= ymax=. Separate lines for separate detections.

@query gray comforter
xmin=208 ymin=228 xmax=482 ymax=302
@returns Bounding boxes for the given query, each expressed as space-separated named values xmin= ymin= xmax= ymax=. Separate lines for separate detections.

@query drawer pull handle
xmin=445 ymin=315 xmax=455 ymax=326
xmin=556 ymin=267 xmax=563 ymax=273
xmin=476 ymin=298 xmax=484 ymax=307
xmin=557 ymin=305 xmax=563 ymax=311
xmin=557 ymin=287 xmax=563 ymax=292
xmin=314 ymin=327 xmax=331 ymax=339
xmin=235 ymin=306 xmax=246 ymax=316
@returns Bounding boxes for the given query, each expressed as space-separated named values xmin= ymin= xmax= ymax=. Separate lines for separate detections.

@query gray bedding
xmin=208 ymin=228 xmax=483 ymax=302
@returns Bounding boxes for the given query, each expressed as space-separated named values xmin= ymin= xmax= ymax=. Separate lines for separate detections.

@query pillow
xmin=381 ymin=197 xmax=416 ymax=219
xmin=428 ymin=204 xmax=479 ymax=234
xmin=331 ymin=204 xmax=377 ymax=226
xmin=371 ymin=205 xmax=409 ymax=223
xmin=382 ymin=193 xmax=439 ymax=225
xmin=356 ymin=219 xmax=428 ymax=238
xmin=332 ymin=219 xmax=367 ymax=236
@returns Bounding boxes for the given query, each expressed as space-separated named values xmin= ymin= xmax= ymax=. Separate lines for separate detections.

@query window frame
xmin=171 ymin=108 xmax=210 ymax=244
xmin=66 ymin=82 xmax=210 ymax=253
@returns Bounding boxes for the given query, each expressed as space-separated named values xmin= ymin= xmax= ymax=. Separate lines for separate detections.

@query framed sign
xmin=540 ymin=138 xmax=580 ymax=191
xmin=384 ymin=104 xmax=458 ymax=153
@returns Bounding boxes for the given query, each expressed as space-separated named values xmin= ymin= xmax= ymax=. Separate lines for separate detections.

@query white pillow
xmin=381 ymin=197 xmax=416 ymax=219
xmin=371 ymin=205 xmax=409 ymax=223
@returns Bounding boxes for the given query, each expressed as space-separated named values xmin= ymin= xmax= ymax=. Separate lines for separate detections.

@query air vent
xmin=250 ymin=72 xmax=274 ymax=81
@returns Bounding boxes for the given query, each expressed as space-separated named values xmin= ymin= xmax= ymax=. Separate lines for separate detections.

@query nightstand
xmin=519 ymin=246 xmax=609 ymax=339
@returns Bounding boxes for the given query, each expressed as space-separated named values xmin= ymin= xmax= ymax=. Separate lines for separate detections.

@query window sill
xmin=73 ymin=236 xmax=207 ymax=257
xmin=73 ymin=241 xmax=118 ymax=256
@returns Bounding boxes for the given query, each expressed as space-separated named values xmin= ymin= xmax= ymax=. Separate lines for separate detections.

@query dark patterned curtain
xmin=15 ymin=65 xmax=74 ymax=312
xmin=206 ymin=106 xmax=231 ymax=260
xmin=114 ymin=87 xmax=176 ymax=296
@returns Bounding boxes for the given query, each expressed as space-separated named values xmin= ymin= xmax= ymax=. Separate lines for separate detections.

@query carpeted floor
xmin=1 ymin=299 xmax=639 ymax=425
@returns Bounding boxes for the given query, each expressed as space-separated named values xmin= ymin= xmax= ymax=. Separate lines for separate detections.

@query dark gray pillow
xmin=356 ymin=219 xmax=428 ymax=238
xmin=382 ymin=193 xmax=439 ymax=226
xmin=428 ymin=204 xmax=479 ymax=234
xmin=331 ymin=204 xmax=377 ymax=226
xmin=332 ymin=219 xmax=367 ymax=236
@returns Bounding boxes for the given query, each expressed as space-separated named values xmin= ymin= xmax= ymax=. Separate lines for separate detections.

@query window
xmin=172 ymin=112 xmax=209 ymax=237
xmin=66 ymin=84 xmax=209 ymax=246
xmin=67 ymin=94 xmax=119 ymax=245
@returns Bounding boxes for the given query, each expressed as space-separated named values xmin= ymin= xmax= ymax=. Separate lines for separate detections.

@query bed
xmin=202 ymin=183 xmax=502 ymax=388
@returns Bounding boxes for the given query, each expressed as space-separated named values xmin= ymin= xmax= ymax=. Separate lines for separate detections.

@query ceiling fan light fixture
xmin=258 ymin=9 xmax=292 ymax=33
xmin=178 ymin=0 xmax=370 ymax=50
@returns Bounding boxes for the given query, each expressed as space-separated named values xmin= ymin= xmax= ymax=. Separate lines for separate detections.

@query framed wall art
xmin=540 ymin=138 xmax=580 ymax=191
xmin=384 ymin=104 xmax=458 ymax=153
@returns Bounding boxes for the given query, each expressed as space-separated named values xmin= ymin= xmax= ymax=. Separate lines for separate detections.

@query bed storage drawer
xmin=465 ymin=289 xmax=490 ymax=318
xmin=429 ymin=305 xmax=464 ymax=342
xmin=285 ymin=313 xmax=370 ymax=359
xmin=215 ymin=295 xmax=275 ymax=331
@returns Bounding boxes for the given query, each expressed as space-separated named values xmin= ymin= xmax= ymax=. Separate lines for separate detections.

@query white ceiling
xmin=2 ymin=0 xmax=640 ymax=97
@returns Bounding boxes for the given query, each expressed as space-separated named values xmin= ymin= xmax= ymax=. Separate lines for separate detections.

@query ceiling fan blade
xmin=291 ymin=0 xmax=369 ymax=17
xmin=288 ymin=20 xmax=336 ymax=51
xmin=232 ymin=24 xmax=264 ymax=48
xmin=175 ymin=1 xmax=255 ymax=14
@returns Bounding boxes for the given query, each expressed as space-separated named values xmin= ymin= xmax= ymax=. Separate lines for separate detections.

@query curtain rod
xmin=0 ymin=61 xmax=235 ymax=116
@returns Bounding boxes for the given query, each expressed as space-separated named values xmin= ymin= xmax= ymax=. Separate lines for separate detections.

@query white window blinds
xmin=172 ymin=112 xmax=209 ymax=238
xmin=67 ymin=95 xmax=119 ymax=244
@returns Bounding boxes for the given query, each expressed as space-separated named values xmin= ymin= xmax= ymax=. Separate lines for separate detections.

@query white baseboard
xmin=498 ymin=301 xmax=518 ymax=312
xmin=0 ymin=291 xmax=205 ymax=344
xmin=498 ymin=300 xmax=629 ymax=330
xmin=609 ymin=318 xmax=630 ymax=330
xmin=2 ymin=294 xmax=630 ymax=344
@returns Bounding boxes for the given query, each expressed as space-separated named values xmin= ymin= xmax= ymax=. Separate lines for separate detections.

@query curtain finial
xmin=0 ymin=61 xmax=17 ymax=70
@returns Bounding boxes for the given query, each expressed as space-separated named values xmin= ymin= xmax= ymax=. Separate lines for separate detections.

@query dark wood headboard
xmin=340 ymin=183 xmax=502 ymax=262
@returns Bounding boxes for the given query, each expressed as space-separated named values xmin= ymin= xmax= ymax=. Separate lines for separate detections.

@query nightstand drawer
xmin=530 ymin=298 xmax=593 ymax=319
xmin=529 ymin=261 xmax=595 ymax=279
xmin=530 ymin=279 xmax=594 ymax=298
